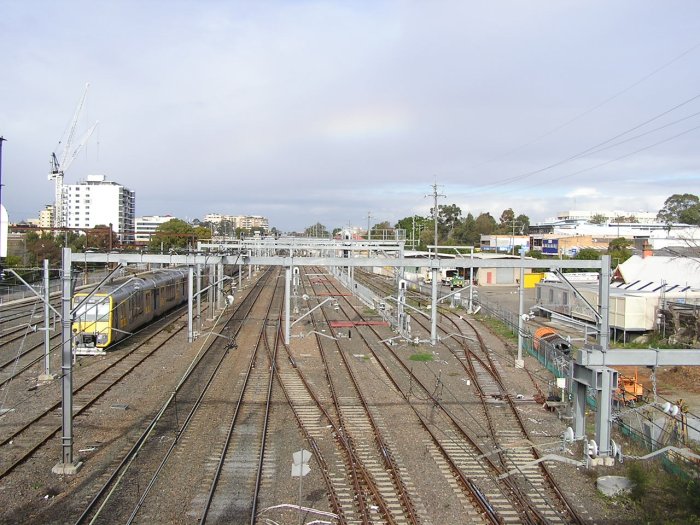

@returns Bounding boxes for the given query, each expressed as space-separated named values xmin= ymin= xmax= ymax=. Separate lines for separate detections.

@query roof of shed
xmin=616 ymin=255 xmax=700 ymax=288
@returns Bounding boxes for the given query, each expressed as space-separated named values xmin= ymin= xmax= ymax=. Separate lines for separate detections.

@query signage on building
xmin=542 ymin=239 xmax=559 ymax=255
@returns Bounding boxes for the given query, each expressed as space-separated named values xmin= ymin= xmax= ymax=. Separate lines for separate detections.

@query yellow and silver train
xmin=72 ymin=269 xmax=188 ymax=355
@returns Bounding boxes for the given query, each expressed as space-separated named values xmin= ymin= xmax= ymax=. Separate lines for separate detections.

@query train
xmin=72 ymin=269 xmax=189 ymax=355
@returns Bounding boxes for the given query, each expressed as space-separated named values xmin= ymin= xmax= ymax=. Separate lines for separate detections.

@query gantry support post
xmin=430 ymin=265 xmax=439 ymax=345
xmin=285 ymin=266 xmax=292 ymax=345
xmin=39 ymin=259 xmax=54 ymax=381
xmin=516 ymin=250 xmax=525 ymax=368
xmin=187 ymin=266 xmax=194 ymax=343
xmin=53 ymin=248 xmax=81 ymax=475
xmin=196 ymin=264 xmax=202 ymax=333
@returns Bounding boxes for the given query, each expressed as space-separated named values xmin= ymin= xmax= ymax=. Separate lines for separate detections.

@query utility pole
xmin=425 ymin=181 xmax=445 ymax=257
xmin=367 ymin=211 xmax=372 ymax=241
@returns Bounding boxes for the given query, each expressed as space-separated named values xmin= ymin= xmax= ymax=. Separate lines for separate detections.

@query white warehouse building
xmin=63 ymin=175 xmax=136 ymax=243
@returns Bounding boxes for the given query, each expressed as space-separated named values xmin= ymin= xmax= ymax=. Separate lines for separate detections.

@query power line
xmin=466 ymin=91 xmax=700 ymax=193
xmin=466 ymin=40 xmax=700 ymax=172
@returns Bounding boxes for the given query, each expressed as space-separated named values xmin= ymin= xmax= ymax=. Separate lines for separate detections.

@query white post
xmin=430 ymin=267 xmax=438 ymax=345
xmin=39 ymin=259 xmax=54 ymax=380
xmin=516 ymin=250 xmax=525 ymax=368
xmin=188 ymin=266 xmax=194 ymax=343
xmin=285 ymin=266 xmax=291 ymax=345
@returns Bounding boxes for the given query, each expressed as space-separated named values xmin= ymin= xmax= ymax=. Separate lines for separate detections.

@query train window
xmin=562 ymin=292 xmax=568 ymax=306
xmin=548 ymin=289 xmax=554 ymax=302
xmin=74 ymin=297 xmax=110 ymax=321
xmin=536 ymin=287 xmax=541 ymax=301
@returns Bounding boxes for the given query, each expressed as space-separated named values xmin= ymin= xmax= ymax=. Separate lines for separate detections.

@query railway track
xmin=75 ymin=269 xmax=272 ymax=524
xmin=0 ymin=300 xmax=205 ymax=481
xmin=331 ymin=268 xmax=585 ymax=524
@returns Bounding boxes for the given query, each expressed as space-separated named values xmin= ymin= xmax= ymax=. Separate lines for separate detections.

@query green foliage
xmin=515 ymin=213 xmax=530 ymax=234
xmin=497 ymin=208 xmax=515 ymax=233
xmin=149 ymin=219 xmax=195 ymax=251
xmin=193 ymin=226 xmax=211 ymax=240
xmin=657 ymin=193 xmax=700 ymax=224
xmin=574 ymin=248 xmax=601 ymax=260
xmin=589 ymin=213 xmax=607 ymax=225
xmin=304 ymin=222 xmax=329 ymax=238
xmin=679 ymin=203 xmax=700 ymax=225
xmin=608 ymin=237 xmax=633 ymax=265
xmin=25 ymin=232 xmax=62 ymax=266
xmin=525 ymin=249 xmax=545 ymax=259
xmin=627 ymin=462 xmax=649 ymax=501
xmin=474 ymin=212 xmax=497 ymax=236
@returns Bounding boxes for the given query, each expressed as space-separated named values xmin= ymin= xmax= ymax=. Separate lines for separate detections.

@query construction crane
xmin=49 ymin=83 xmax=99 ymax=229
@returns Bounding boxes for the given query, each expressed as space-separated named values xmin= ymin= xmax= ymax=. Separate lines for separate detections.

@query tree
xmin=590 ymin=213 xmax=607 ymax=225
xmin=498 ymin=208 xmax=515 ymax=233
xmin=26 ymin=232 xmax=62 ymax=266
xmin=438 ymin=204 xmax=462 ymax=238
xmin=86 ymin=225 xmax=119 ymax=251
xmin=608 ymin=237 xmax=633 ymax=266
xmin=193 ymin=226 xmax=212 ymax=240
xmin=525 ymin=249 xmax=545 ymax=259
xmin=370 ymin=221 xmax=393 ymax=240
xmin=679 ymin=203 xmax=700 ymax=226
xmin=395 ymin=215 xmax=431 ymax=247
xmin=149 ymin=219 xmax=195 ymax=251
xmin=452 ymin=213 xmax=478 ymax=245
xmin=474 ymin=212 xmax=497 ymax=236
xmin=304 ymin=222 xmax=329 ymax=237
xmin=515 ymin=213 xmax=530 ymax=234
xmin=657 ymin=193 xmax=700 ymax=224
xmin=574 ymin=248 xmax=601 ymax=260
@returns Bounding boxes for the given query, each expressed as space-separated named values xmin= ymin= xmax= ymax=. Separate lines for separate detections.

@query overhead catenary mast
xmin=49 ymin=83 xmax=99 ymax=229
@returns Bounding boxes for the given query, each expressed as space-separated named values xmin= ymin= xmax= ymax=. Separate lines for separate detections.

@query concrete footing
xmin=38 ymin=373 xmax=55 ymax=382
xmin=52 ymin=461 xmax=83 ymax=475
xmin=514 ymin=359 xmax=525 ymax=369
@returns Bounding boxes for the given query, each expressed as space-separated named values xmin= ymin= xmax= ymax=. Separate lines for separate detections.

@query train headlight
xmin=96 ymin=333 xmax=108 ymax=345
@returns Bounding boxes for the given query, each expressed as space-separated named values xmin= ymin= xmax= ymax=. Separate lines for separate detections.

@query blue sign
xmin=542 ymin=239 xmax=559 ymax=255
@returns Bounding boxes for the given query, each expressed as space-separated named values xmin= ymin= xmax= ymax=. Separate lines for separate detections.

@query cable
xmin=466 ymin=40 xmax=700 ymax=173
xmin=466 ymin=91 xmax=700 ymax=193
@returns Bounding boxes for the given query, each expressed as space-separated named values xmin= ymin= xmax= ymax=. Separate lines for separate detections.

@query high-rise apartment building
xmin=63 ymin=175 xmax=136 ymax=243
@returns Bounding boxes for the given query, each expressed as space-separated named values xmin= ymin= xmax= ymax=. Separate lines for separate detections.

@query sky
xmin=1 ymin=1 xmax=700 ymax=232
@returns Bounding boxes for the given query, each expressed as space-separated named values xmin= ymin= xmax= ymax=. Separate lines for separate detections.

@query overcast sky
xmin=1 ymin=1 xmax=699 ymax=231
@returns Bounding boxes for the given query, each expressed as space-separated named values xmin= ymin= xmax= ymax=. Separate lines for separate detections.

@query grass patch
xmin=409 ymin=353 xmax=434 ymax=362
xmin=474 ymin=314 xmax=517 ymax=342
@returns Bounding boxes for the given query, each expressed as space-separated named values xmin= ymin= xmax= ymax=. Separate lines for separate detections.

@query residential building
xmin=63 ymin=175 xmax=136 ymax=243
xmin=204 ymin=213 xmax=269 ymax=232
xmin=135 ymin=215 xmax=175 ymax=244
xmin=39 ymin=205 xmax=54 ymax=228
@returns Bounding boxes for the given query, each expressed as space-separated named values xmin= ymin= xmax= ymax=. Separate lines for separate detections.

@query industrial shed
xmin=535 ymin=254 xmax=700 ymax=340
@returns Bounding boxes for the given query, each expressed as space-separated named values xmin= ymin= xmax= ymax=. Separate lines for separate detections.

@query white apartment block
xmin=135 ymin=215 xmax=175 ymax=244
xmin=63 ymin=175 xmax=136 ymax=243
xmin=203 ymin=213 xmax=269 ymax=231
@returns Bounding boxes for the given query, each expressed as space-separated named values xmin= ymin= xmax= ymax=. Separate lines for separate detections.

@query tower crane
xmin=49 ymin=83 xmax=99 ymax=229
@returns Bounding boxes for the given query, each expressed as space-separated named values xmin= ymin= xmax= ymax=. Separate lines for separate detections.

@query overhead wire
xmin=466 ymin=91 xmax=700 ymax=194
xmin=466 ymin=40 xmax=700 ymax=173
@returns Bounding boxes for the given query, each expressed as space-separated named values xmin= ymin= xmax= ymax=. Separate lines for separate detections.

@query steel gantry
xmin=52 ymin=238 xmax=700 ymax=472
